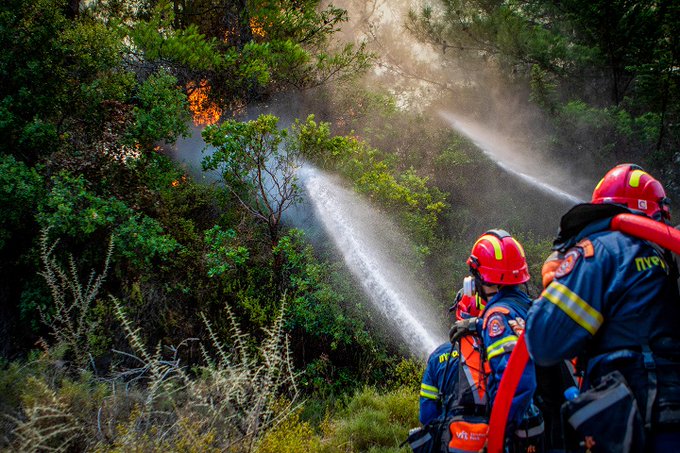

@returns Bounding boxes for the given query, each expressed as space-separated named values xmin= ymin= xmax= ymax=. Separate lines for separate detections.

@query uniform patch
xmin=508 ymin=317 xmax=525 ymax=336
xmin=482 ymin=306 xmax=510 ymax=329
xmin=576 ymin=239 xmax=594 ymax=258
xmin=487 ymin=314 xmax=505 ymax=338
xmin=555 ymin=249 xmax=581 ymax=278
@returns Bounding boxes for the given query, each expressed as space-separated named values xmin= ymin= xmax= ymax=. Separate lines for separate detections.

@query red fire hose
xmin=485 ymin=214 xmax=680 ymax=452
xmin=611 ymin=213 xmax=680 ymax=254
xmin=485 ymin=333 xmax=529 ymax=453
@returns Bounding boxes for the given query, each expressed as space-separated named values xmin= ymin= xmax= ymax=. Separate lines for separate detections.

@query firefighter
xmin=419 ymin=291 xmax=486 ymax=426
xmin=450 ymin=230 xmax=542 ymax=451
xmin=419 ymin=333 xmax=461 ymax=426
xmin=526 ymin=164 xmax=680 ymax=452
xmin=406 ymin=290 xmax=490 ymax=452
xmin=402 ymin=290 xmax=488 ymax=453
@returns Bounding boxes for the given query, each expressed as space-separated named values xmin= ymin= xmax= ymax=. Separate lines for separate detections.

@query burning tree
xmin=187 ymin=80 xmax=223 ymax=126
xmin=201 ymin=114 xmax=301 ymax=248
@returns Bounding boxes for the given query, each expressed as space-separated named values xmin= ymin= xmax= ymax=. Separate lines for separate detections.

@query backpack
xmin=440 ymin=335 xmax=490 ymax=453
xmin=406 ymin=336 xmax=489 ymax=453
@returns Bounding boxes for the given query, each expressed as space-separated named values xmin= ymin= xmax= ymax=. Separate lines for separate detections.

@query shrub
xmin=387 ymin=358 xmax=425 ymax=392
xmin=127 ymin=70 xmax=190 ymax=149
xmin=319 ymin=386 xmax=418 ymax=452
xmin=293 ymin=115 xmax=448 ymax=253
xmin=37 ymin=229 xmax=113 ymax=365
xmin=37 ymin=171 xmax=180 ymax=268
xmin=0 ymin=155 xmax=43 ymax=251
xmin=255 ymin=407 xmax=321 ymax=453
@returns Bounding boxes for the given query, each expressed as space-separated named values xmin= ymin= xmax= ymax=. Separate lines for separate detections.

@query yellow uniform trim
xmin=543 ymin=281 xmax=604 ymax=335
xmin=420 ymin=383 xmax=439 ymax=400
xmin=421 ymin=383 xmax=438 ymax=393
xmin=420 ymin=391 xmax=438 ymax=400
xmin=629 ymin=169 xmax=647 ymax=188
xmin=486 ymin=335 xmax=518 ymax=360
xmin=473 ymin=235 xmax=503 ymax=260
xmin=475 ymin=293 xmax=485 ymax=310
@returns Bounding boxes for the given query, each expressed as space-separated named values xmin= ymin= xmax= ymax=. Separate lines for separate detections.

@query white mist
xmin=439 ymin=111 xmax=586 ymax=205
xmin=297 ymin=164 xmax=445 ymax=357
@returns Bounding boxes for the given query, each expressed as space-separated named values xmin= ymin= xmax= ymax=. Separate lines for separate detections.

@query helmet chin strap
xmin=472 ymin=271 xmax=495 ymax=303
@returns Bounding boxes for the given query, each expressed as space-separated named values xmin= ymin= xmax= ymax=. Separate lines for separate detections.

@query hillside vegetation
xmin=1 ymin=0 xmax=675 ymax=451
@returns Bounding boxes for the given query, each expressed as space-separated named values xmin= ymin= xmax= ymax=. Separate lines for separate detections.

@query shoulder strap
xmin=460 ymin=336 xmax=488 ymax=406
xmin=444 ymin=335 xmax=489 ymax=416
xmin=641 ymin=344 xmax=657 ymax=432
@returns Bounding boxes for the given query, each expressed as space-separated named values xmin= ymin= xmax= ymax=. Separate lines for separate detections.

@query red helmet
xmin=467 ymin=229 xmax=530 ymax=285
xmin=592 ymin=163 xmax=670 ymax=220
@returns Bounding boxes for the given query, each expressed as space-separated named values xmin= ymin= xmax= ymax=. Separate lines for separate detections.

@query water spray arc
xmin=439 ymin=111 xmax=586 ymax=205
xmin=297 ymin=165 xmax=445 ymax=357
xmin=169 ymin=125 xmax=446 ymax=357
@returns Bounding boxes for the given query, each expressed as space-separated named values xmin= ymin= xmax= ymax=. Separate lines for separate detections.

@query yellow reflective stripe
xmin=486 ymin=335 xmax=518 ymax=360
xmin=511 ymin=238 xmax=526 ymax=258
xmin=629 ymin=170 xmax=647 ymax=188
xmin=420 ymin=384 xmax=439 ymax=400
xmin=594 ymin=177 xmax=604 ymax=192
xmin=543 ymin=281 xmax=604 ymax=335
xmin=420 ymin=390 xmax=439 ymax=400
xmin=473 ymin=235 xmax=503 ymax=260
xmin=421 ymin=383 xmax=438 ymax=393
xmin=475 ymin=293 xmax=484 ymax=310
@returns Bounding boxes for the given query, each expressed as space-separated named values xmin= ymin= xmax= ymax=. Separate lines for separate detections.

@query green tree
xmin=202 ymin=114 xmax=301 ymax=248
xmin=127 ymin=70 xmax=191 ymax=148
xmin=165 ymin=0 xmax=370 ymax=106
xmin=124 ymin=0 xmax=223 ymax=72
xmin=293 ymin=115 xmax=447 ymax=254
xmin=0 ymin=156 xmax=44 ymax=251
xmin=0 ymin=0 xmax=125 ymax=162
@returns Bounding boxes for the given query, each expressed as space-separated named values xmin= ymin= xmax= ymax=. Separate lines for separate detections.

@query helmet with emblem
xmin=467 ymin=229 xmax=530 ymax=286
xmin=591 ymin=163 xmax=670 ymax=221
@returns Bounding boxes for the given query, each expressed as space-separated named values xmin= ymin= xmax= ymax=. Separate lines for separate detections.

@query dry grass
xmin=6 ymin=232 xmax=300 ymax=452
xmin=38 ymin=228 xmax=113 ymax=366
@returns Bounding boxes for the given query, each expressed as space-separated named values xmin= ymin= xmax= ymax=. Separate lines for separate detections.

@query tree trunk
xmin=66 ymin=0 xmax=80 ymax=19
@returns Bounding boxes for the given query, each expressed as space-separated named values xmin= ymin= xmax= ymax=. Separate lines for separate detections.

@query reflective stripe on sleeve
xmin=486 ymin=335 xmax=518 ymax=360
xmin=420 ymin=383 xmax=439 ymax=400
xmin=543 ymin=281 xmax=603 ymax=335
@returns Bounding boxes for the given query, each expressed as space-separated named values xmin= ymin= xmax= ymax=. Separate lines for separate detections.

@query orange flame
xmin=250 ymin=17 xmax=267 ymax=40
xmin=222 ymin=18 xmax=266 ymax=44
xmin=187 ymin=80 xmax=222 ymax=126
xmin=171 ymin=175 xmax=187 ymax=188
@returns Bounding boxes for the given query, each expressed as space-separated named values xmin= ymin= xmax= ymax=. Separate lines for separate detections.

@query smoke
xmin=327 ymin=0 xmax=598 ymax=202
xmin=168 ymin=0 xmax=608 ymax=357
xmin=438 ymin=111 xmax=587 ymax=205
xmin=166 ymin=125 xmax=222 ymax=184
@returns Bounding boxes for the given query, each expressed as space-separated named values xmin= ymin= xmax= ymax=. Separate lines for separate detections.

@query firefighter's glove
xmin=449 ymin=317 xmax=479 ymax=344
xmin=541 ymin=251 xmax=564 ymax=289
